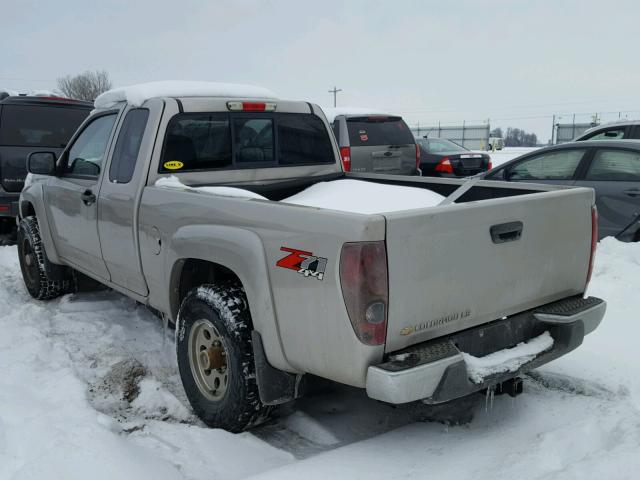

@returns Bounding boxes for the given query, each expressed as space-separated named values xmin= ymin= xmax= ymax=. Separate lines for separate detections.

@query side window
xmin=584 ymin=127 xmax=626 ymax=141
xmin=585 ymin=149 xmax=640 ymax=181
xmin=331 ymin=121 xmax=341 ymax=143
xmin=109 ymin=109 xmax=149 ymax=184
xmin=234 ymin=118 xmax=274 ymax=164
xmin=64 ymin=114 xmax=117 ymax=178
xmin=629 ymin=126 xmax=640 ymax=139
xmin=508 ymin=149 xmax=585 ymax=181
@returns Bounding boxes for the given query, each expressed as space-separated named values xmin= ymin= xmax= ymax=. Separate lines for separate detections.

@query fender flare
xmin=166 ymin=224 xmax=295 ymax=374
xmin=19 ymin=183 xmax=63 ymax=265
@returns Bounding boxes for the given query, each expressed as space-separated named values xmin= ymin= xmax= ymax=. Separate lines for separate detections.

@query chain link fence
xmin=411 ymin=123 xmax=490 ymax=150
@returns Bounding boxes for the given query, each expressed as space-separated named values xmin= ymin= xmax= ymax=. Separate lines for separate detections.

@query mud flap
xmin=251 ymin=331 xmax=300 ymax=405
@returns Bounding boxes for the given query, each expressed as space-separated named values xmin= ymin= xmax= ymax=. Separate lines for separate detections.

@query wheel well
xmin=20 ymin=201 xmax=36 ymax=219
xmin=172 ymin=259 xmax=240 ymax=319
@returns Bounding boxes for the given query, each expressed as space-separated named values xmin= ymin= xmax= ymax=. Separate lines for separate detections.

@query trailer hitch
xmin=495 ymin=377 xmax=523 ymax=397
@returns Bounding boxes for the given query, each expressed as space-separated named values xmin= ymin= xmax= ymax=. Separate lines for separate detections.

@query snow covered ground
xmin=1 ymin=238 xmax=640 ymax=479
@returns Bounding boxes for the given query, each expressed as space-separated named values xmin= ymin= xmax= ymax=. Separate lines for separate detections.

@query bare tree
xmin=57 ymin=70 xmax=112 ymax=101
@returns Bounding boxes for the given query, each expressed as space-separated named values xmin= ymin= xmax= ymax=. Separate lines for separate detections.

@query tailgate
xmin=383 ymin=187 xmax=594 ymax=352
xmin=357 ymin=144 xmax=416 ymax=175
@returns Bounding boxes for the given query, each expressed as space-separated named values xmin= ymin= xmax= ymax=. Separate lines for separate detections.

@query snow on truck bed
xmin=94 ymin=81 xmax=278 ymax=109
xmin=155 ymin=177 xmax=447 ymax=214
xmin=282 ymin=179 xmax=445 ymax=213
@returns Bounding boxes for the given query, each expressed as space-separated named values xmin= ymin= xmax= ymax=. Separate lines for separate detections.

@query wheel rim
xmin=21 ymin=237 xmax=39 ymax=287
xmin=188 ymin=319 xmax=229 ymax=401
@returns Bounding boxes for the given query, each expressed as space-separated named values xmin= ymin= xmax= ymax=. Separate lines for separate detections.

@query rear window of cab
xmin=159 ymin=112 xmax=335 ymax=173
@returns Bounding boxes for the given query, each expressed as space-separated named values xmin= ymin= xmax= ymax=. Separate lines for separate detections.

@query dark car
xmin=0 ymin=95 xmax=92 ymax=238
xmin=417 ymin=137 xmax=492 ymax=177
xmin=483 ymin=140 xmax=640 ymax=241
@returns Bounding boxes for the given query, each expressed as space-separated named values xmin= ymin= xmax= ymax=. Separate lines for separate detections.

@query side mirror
xmin=487 ymin=168 xmax=504 ymax=180
xmin=27 ymin=151 xmax=57 ymax=175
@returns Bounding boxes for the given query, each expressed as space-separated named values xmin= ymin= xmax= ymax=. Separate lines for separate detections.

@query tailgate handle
xmin=490 ymin=221 xmax=523 ymax=244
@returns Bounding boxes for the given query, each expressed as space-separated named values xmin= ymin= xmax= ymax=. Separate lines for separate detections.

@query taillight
xmin=0 ymin=204 xmax=9 ymax=213
xmin=487 ymin=160 xmax=493 ymax=170
xmin=415 ymin=144 xmax=421 ymax=171
xmin=226 ymin=101 xmax=277 ymax=112
xmin=435 ymin=156 xmax=453 ymax=174
xmin=340 ymin=146 xmax=351 ymax=172
xmin=339 ymin=241 xmax=388 ymax=346
xmin=586 ymin=206 xmax=598 ymax=289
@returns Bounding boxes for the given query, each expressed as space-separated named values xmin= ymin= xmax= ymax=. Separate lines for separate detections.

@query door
xmin=44 ymin=112 xmax=118 ymax=279
xmin=574 ymin=148 xmax=640 ymax=239
xmin=97 ymin=108 xmax=150 ymax=295
xmin=501 ymin=148 xmax=588 ymax=187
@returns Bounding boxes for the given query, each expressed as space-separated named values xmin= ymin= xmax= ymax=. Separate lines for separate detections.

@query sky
xmin=2 ymin=0 xmax=640 ymax=143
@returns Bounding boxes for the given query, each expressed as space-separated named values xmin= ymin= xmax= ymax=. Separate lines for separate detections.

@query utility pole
xmin=328 ymin=86 xmax=342 ymax=107
xmin=551 ymin=114 xmax=555 ymax=144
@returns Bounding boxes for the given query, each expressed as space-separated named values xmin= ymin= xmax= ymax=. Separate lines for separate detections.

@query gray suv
xmin=326 ymin=109 xmax=419 ymax=175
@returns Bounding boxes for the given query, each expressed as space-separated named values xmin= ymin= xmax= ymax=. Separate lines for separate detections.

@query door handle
xmin=81 ymin=189 xmax=96 ymax=206
xmin=623 ymin=189 xmax=640 ymax=198
xmin=490 ymin=221 xmax=523 ymax=244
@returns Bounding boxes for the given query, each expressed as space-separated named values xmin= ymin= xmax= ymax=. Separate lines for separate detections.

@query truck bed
xmin=176 ymin=172 xmax=595 ymax=354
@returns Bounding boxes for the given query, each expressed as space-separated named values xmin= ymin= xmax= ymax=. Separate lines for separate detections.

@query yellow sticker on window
xmin=163 ymin=160 xmax=184 ymax=170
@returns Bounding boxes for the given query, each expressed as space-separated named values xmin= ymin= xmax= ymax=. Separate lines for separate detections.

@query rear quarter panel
xmin=139 ymin=188 xmax=386 ymax=386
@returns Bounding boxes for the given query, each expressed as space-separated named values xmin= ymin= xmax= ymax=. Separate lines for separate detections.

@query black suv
xmin=0 ymin=95 xmax=92 ymax=239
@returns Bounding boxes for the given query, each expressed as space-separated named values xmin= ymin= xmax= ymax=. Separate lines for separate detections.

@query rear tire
xmin=17 ymin=216 xmax=70 ymax=300
xmin=176 ymin=282 xmax=271 ymax=432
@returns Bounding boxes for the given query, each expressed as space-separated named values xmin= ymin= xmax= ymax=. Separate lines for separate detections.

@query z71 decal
xmin=276 ymin=247 xmax=327 ymax=281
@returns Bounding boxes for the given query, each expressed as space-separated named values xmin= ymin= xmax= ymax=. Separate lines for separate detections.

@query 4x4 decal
xmin=276 ymin=247 xmax=327 ymax=281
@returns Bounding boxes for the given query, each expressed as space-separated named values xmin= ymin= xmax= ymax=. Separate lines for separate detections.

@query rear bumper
xmin=0 ymin=191 xmax=19 ymax=218
xmin=366 ymin=296 xmax=605 ymax=404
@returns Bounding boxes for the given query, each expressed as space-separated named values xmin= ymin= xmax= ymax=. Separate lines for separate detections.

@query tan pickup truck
xmin=18 ymin=82 xmax=605 ymax=432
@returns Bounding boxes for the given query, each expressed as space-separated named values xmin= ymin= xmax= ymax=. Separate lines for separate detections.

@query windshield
xmin=423 ymin=138 xmax=467 ymax=153
xmin=0 ymin=105 xmax=89 ymax=147
xmin=346 ymin=116 xmax=414 ymax=146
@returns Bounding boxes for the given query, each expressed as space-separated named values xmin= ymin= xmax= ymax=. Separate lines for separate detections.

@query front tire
xmin=17 ymin=216 xmax=70 ymax=300
xmin=176 ymin=283 xmax=271 ymax=432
